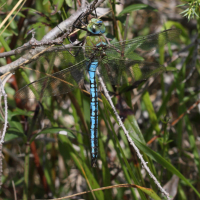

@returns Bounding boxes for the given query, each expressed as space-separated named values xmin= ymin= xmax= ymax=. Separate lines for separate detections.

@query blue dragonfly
xmin=15 ymin=18 xmax=180 ymax=167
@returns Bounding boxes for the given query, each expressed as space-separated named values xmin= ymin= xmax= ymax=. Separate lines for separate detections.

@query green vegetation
xmin=0 ymin=0 xmax=199 ymax=199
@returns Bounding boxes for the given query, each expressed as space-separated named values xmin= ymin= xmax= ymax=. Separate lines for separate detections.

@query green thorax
xmin=86 ymin=35 xmax=106 ymax=47
xmin=85 ymin=35 xmax=107 ymax=59
xmin=85 ymin=18 xmax=107 ymax=59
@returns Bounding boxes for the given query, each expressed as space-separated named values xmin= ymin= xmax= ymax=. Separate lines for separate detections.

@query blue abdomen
xmin=88 ymin=61 xmax=99 ymax=167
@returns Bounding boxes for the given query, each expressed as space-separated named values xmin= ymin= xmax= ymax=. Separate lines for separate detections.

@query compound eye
xmin=92 ymin=25 xmax=96 ymax=33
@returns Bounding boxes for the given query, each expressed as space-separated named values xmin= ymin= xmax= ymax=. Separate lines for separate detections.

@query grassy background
xmin=0 ymin=0 xmax=200 ymax=199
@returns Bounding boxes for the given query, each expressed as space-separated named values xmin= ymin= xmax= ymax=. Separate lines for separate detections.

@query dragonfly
xmin=15 ymin=18 xmax=180 ymax=167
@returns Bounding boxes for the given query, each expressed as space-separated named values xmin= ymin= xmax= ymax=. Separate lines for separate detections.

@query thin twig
xmin=96 ymin=68 xmax=171 ymax=200
xmin=108 ymin=0 xmax=119 ymax=40
xmin=0 ymin=0 xmax=26 ymax=36
xmin=0 ymin=75 xmax=9 ymax=143
xmin=171 ymin=99 xmax=200 ymax=126
xmin=81 ymin=0 xmax=86 ymax=8
xmin=0 ymin=2 xmax=6 ymax=9
xmin=0 ymin=73 xmax=9 ymax=190
xmin=12 ymin=180 xmax=17 ymax=200
xmin=0 ymin=0 xmax=25 ymax=30
xmin=0 ymin=143 xmax=2 ymax=189
xmin=0 ymin=0 xmax=105 ymax=74
xmin=38 ymin=183 xmax=153 ymax=200
xmin=0 ymin=40 xmax=79 ymax=58
xmin=147 ymin=98 xmax=200 ymax=145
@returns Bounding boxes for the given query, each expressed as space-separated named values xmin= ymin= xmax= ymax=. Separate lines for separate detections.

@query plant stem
xmin=96 ymin=68 xmax=171 ymax=200
xmin=23 ymin=142 xmax=30 ymax=200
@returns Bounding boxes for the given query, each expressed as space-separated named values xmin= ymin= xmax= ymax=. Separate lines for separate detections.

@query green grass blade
xmin=101 ymin=95 xmax=147 ymax=200
xmin=142 ymin=91 xmax=160 ymax=134
xmin=99 ymin=132 xmax=112 ymax=199
xmin=58 ymin=134 xmax=105 ymax=200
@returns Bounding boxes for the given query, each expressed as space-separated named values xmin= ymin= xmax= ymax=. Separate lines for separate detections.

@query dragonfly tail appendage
xmin=89 ymin=62 xmax=99 ymax=167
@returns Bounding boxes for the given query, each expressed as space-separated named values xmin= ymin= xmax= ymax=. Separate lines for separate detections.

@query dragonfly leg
xmin=66 ymin=32 xmax=86 ymax=46
xmin=63 ymin=39 xmax=85 ymax=58
xmin=93 ymin=7 xmax=98 ymax=18
xmin=102 ymin=34 xmax=112 ymax=45
xmin=46 ymin=24 xmax=83 ymax=58
xmin=68 ymin=14 xmax=88 ymax=44
xmin=54 ymin=24 xmax=77 ymax=47
xmin=73 ymin=12 xmax=88 ymax=31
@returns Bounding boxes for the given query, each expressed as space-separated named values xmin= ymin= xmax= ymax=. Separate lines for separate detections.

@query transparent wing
xmin=15 ymin=45 xmax=86 ymax=65
xmin=105 ymin=29 xmax=180 ymax=60
xmin=14 ymin=44 xmax=103 ymax=101
xmin=15 ymin=46 xmax=89 ymax=100
xmin=98 ymin=57 xmax=166 ymax=86
xmin=98 ymin=29 xmax=180 ymax=85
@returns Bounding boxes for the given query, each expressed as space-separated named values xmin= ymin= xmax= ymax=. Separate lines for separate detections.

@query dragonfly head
xmin=87 ymin=18 xmax=105 ymax=35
